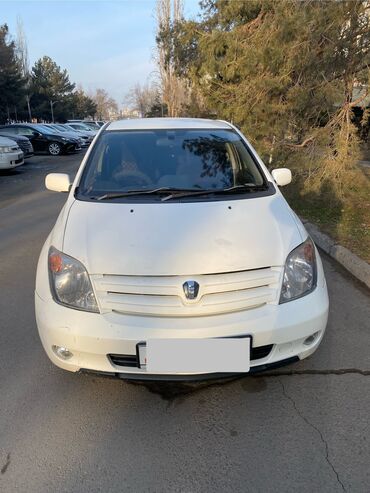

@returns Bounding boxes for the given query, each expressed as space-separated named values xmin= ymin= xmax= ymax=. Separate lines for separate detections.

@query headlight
xmin=280 ymin=238 xmax=317 ymax=303
xmin=48 ymin=247 xmax=99 ymax=312
xmin=0 ymin=146 xmax=15 ymax=153
xmin=61 ymin=137 xmax=68 ymax=142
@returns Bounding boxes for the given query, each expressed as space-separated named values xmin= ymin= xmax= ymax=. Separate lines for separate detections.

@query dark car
xmin=0 ymin=124 xmax=81 ymax=156
xmin=0 ymin=132 xmax=34 ymax=158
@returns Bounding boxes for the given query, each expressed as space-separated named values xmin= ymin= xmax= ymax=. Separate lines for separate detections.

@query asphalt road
xmin=0 ymin=153 xmax=369 ymax=493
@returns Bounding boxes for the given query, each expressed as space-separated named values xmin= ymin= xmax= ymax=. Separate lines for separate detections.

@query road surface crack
xmin=278 ymin=379 xmax=346 ymax=492
xmin=1 ymin=453 xmax=11 ymax=475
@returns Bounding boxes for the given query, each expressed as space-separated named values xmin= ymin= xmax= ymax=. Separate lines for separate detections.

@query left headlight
xmin=48 ymin=247 xmax=99 ymax=313
xmin=0 ymin=146 xmax=15 ymax=153
xmin=279 ymin=238 xmax=317 ymax=303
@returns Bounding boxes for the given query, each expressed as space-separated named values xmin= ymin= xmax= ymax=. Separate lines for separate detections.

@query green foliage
xmin=69 ymin=89 xmax=97 ymax=120
xmin=0 ymin=28 xmax=98 ymax=122
xmin=31 ymin=55 xmax=75 ymax=98
xmin=166 ymin=0 xmax=370 ymax=191
xmin=0 ymin=24 xmax=25 ymax=122
xmin=30 ymin=56 xmax=76 ymax=121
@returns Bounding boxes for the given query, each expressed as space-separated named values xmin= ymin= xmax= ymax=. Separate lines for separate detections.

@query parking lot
xmin=0 ymin=153 xmax=369 ymax=492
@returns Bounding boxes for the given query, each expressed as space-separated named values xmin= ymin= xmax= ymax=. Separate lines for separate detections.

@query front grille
xmin=92 ymin=267 xmax=282 ymax=317
xmin=109 ymin=344 xmax=273 ymax=369
xmin=109 ymin=354 xmax=138 ymax=367
xmin=251 ymin=344 xmax=273 ymax=360
xmin=19 ymin=141 xmax=32 ymax=153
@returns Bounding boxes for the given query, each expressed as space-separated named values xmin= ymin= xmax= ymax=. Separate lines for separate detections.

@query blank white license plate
xmin=138 ymin=338 xmax=250 ymax=374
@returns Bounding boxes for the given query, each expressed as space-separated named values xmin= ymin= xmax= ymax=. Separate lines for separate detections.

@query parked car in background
xmin=41 ymin=124 xmax=87 ymax=148
xmin=0 ymin=136 xmax=24 ymax=170
xmin=0 ymin=124 xmax=81 ymax=155
xmin=0 ymin=132 xmax=33 ymax=158
xmin=67 ymin=120 xmax=104 ymax=129
xmin=82 ymin=121 xmax=105 ymax=130
xmin=65 ymin=122 xmax=98 ymax=136
xmin=50 ymin=124 xmax=93 ymax=147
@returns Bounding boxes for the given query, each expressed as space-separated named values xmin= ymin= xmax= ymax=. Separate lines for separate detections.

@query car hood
xmin=62 ymin=194 xmax=304 ymax=276
xmin=0 ymin=134 xmax=27 ymax=143
xmin=0 ymin=136 xmax=18 ymax=146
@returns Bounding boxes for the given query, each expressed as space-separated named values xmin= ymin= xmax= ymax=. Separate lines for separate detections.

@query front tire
xmin=48 ymin=142 xmax=62 ymax=156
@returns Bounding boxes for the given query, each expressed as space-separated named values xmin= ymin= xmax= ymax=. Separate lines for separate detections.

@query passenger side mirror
xmin=271 ymin=168 xmax=292 ymax=187
xmin=45 ymin=173 xmax=72 ymax=192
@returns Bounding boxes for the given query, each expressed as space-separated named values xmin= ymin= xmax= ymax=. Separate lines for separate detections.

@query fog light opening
xmin=52 ymin=345 xmax=73 ymax=360
xmin=303 ymin=332 xmax=320 ymax=346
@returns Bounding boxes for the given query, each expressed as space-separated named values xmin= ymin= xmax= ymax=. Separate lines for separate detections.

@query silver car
xmin=0 ymin=136 xmax=24 ymax=170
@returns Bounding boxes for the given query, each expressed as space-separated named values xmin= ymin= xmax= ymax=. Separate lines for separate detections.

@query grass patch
xmin=284 ymin=167 xmax=370 ymax=263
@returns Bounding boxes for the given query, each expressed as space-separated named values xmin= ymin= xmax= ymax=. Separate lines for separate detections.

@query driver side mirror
xmin=45 ymin=173 xmax=72 ymax=192
xmin=271 ymin=168 xmax=292 ymax=187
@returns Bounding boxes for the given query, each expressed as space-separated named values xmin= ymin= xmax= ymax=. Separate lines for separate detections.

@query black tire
xmin=48 ymin=142 xmax=62 ymax=156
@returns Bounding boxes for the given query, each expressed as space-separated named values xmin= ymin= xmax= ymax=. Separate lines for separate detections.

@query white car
xmin=64 ymin=122 xmax=98 ymax=137
xmin=0 ymin=136 xmax=24 ymax=170
xmin=35 ymin=118 xmax=329 ymax=380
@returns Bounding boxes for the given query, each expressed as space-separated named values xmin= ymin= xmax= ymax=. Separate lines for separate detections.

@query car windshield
xmin=32 ymin=124 xmax=55 ymax=135
xmin=77 ymin=129 xmax=266 ymax=199
xmin=83 ymin=122 xmax=97 ymax=129
xmin=72 ymin=124 xmax=91 ymax=131
xmin=65 ymin=125 xmax=78 ymax=132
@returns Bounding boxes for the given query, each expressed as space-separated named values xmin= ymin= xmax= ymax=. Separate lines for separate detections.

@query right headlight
xmin=48 ymin=247 xmax=99 ymax=313
xmin=279 ymin=238 xmax=317 ymax=303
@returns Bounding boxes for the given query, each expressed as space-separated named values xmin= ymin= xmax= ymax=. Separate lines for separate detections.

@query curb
xmin=301 ymin=220 xmax=370 ymax=289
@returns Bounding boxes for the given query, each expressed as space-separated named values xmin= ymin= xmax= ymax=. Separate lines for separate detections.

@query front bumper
xmin=18 ymin=143 xmax=34 ymax=157
xmin=63 ymin=142 xmax=81 ymax=153
xmin=35 ymin=272 xmax=329 ymax=380
xmin=0 ymin=151 xmax=24 ymax=169
xmin=78 ymin=356 xmax=300 ymax=381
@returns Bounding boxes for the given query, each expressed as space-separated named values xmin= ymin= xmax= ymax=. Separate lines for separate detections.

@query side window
xmin=18 ymin=127 xmax=34 ymax=136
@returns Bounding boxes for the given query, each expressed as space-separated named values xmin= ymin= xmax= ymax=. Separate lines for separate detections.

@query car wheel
xmin=48 ymin=142 xmax=62 ymax=156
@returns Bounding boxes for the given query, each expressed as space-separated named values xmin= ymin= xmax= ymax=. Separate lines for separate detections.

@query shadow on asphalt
xmin=127 ymin=375 xmax=267 ymax=401
xmin=0 ymin=168 xmax=22 ymax=177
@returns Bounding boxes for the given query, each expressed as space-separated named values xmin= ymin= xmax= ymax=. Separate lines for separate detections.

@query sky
xmin=0 ymin=0 xmax=200 ymax=107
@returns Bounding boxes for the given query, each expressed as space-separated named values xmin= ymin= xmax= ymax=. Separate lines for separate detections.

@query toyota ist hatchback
xmin=35 ymin=118 xmax=329 ymax=380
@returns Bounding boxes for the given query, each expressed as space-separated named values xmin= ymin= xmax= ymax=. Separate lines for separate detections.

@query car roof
xmin=106 ymin=118 xmax=232 ymax=131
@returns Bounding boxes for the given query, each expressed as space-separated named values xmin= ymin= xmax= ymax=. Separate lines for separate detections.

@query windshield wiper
xmin=90 ymin=183 xmax=266 ymax=201
xmin=92 ymin=187 xmax=201 ymax=201
xmin=161 ymin=183 xmax=267 ymax=201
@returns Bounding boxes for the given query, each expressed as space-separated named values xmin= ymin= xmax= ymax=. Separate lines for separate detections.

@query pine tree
xmin=31 ymin=56 xmax=75 ymax=121
xmin=0 ymin=24 xmax=25 ymax=123
xmin=168 ymin=0 xmax=370 ymax=191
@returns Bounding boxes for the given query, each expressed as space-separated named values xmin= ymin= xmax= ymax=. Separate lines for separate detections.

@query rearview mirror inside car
xmin=45 ymin=173 xmax=72 ymax=193
xmin=271 ymin=168 xmax=292 ymax=187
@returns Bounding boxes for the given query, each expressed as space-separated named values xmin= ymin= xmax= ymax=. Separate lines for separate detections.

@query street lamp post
xmin=26 ymin=94 xmax=32 ymax=122
xmin=50 ymin=100 xmax=59 ymax=123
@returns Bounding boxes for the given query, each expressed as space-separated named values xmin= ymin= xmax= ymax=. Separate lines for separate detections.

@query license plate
xmin=137 ymin=338 xmax=250 ymax=374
